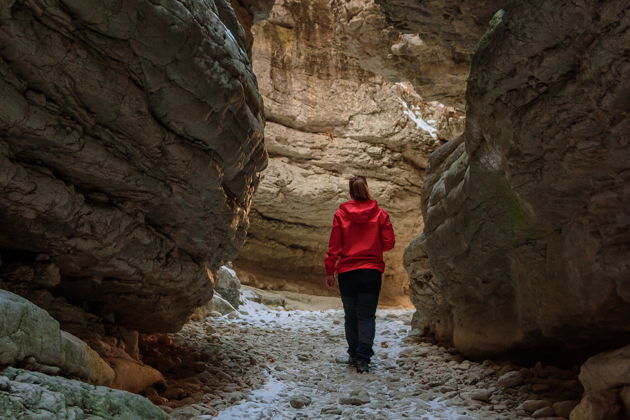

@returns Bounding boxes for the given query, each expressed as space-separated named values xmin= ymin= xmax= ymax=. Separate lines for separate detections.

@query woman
xmin=324 ymin=176 xmax=395 ymax=373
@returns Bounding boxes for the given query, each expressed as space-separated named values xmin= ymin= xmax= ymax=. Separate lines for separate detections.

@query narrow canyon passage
xmin=1 ymin=1 xmax=629 ymax=419
xmin=154 ymin=289 xmax=582 ymax=420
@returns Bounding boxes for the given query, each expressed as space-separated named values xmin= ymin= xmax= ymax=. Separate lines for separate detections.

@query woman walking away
xmin=324 ymin=176 xmax=395 ymax=373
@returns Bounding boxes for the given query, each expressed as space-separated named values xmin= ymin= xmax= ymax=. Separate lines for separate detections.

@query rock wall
xmin=0 ymin=0 xmax=269 ymax=334
xmin=373 ymin=0 xmax=502 ymax=108
xmin=235 ymin=0 xmax=464 ymax=303
xmin=404 ymin=1 xmax=630 ymax=359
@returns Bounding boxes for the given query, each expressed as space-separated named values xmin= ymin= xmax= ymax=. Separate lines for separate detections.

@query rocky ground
xmin=141 ymin=289 xmax=583 ymax=419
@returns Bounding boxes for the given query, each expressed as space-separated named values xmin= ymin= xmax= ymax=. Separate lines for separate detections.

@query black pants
xmin=338 ymin=269 xmax=382 ymax=362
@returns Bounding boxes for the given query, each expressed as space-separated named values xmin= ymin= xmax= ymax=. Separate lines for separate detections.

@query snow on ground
xmin=205 ymin=293 xmax=477 ymax=420
xmin=162 ymin=289 xmax=581 ymax=420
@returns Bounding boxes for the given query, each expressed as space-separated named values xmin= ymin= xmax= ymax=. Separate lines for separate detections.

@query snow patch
xmin=399 ymin=98 xmax=438 ymax=139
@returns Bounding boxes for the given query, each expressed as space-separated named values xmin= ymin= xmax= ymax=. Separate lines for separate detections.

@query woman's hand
xmin=325 ymin=274 xmax=336 ymax=289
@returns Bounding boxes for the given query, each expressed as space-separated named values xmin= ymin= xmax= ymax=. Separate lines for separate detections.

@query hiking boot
xmin=348 ymin=357 xmax=358 ymax=367
xmin=356 ymin=359 xmax=369 ymax=373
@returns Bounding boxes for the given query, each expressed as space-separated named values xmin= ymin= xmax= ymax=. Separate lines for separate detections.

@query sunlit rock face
xmin=373 ymin=0 xmax=502 ymax=108
xmin=235 ymin=0 xmax=464 ymax=304
xmin=404 ymin=1 xmax=630 ymax=359
xmin=0 ymin=0 xmax=270 ymax=333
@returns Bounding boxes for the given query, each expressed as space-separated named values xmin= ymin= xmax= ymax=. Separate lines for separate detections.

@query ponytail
xmin=349 ymin=176 xmax=373 ymax=201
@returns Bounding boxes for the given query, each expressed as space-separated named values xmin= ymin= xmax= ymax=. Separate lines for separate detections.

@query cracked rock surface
xmin=0 ymin=0 xmax=267 ymax=333
xmin=405 ymin=0 xmax=630 ymax=358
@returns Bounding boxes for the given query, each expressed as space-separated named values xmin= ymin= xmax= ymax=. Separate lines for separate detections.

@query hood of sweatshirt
xmin=338 ymin=200 xmax=380 ymax=223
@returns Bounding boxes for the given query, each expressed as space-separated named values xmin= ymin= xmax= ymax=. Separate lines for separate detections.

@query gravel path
xmin=156 ymin=291 xmax=582 ymax=420
xmin=210 ymin=306 xmax=468 ymax=420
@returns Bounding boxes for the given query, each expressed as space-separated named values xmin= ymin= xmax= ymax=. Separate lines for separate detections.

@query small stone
xmin=456 ymin=361 xmax=471 ymax=370
xmin=320 ymin=405 xmax=342 ymax=415
xmin=163 ymin=387 xmax=187 ymax=400
xmin=335 ymin=355 xmax=349 ymax=364
xmin=209 ymin=311 xmax=223 ymax=318
xmin=552 ymin=400 xmax=578 ymax=417
xmin=497 ymin=371 xmax=524 ymax=388
xmin=290 ymin=394 xmax=312 ymax=409
xmin=531 ymin=406 xmax=555 ymax=418
xmin=469 ymin=389 xmax=493 ymax=402
xmin=0 ymin=376 xmax=10 ymax=391
xmin=339 ymin=389 xmax=370 ymax=406
xmin=519 ymin=400 xmax=552 ymax=413
xmin=409 ymin=328 xmax=424 ymax=337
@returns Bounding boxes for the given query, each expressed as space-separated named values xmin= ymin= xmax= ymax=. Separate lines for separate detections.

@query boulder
xmin=107 ymin=358 xmax=164 ymax=394
xmin=570 ymin=390 xmax=620 ymax=420
xmin=190 ymin=292 xmax=237 ymax=321
xmin=0 ymin=367 xmax=171 ymax=420
xmin=570 ymin=345 xmax=630 ymax=420
xmin=579 ymin=345 xmax=630 ymax=394
xmin=0 ymin=289 xmax=114 ymax=386
xmin=215 ymin=266 xmax=242 ymax=309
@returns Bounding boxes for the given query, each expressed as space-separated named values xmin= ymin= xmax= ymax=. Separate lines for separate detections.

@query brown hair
xmin=349 ymin=176 xmax=373 ymax=201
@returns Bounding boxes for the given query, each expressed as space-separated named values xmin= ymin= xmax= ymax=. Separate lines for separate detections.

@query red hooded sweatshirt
xmin=325 ymin=200 xmax=395 ymax=275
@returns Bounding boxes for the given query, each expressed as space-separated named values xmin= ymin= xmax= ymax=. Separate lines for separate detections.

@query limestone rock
xmin=0 ymin=289 xmax=114 ymax=386
xmin=330 ymin=0 xmax=470 ymax=109
xmin=0 ymin=0 xmax=266 ymax=334
xmin=469 ymin=389 xmax=493 ymax=402
xmin=532 ymin=406 xmax=555 ymax=418
xmin=215 ymin=265 xmax=242 ymax=309
xmin=374 ymin=0 xmax=502 ymax=107
xmin=0 ymin=367 xmax=170 ymax=420
xmin=520 ymin=400 xmax=553 ymax=413
xmin=497 ymin=371 xmax=524 ymax=389
xmin=235 ymin=0 xmax=464 ymax=303
xmin=289 ymin=394 xmax=312 ymax=409
xmin=570 ymin=345 xmax=630 ymax=420
xmin=339 ymin=389 xmax=370 ymax=405
xmin=190 ymin=292 xmax=237 ymax=321
xmin=554 ymin=400 xmax=579 ymax=418
xmin=107 ymin=358 xmax=164 ymax=394
xmin=570 ymin=390 xmax=620 ymax=420
xmin=403 ymin=233 xmax=453 ymax=343
xmin=241 ymin=286 xmax=285 ymax=307
xmin=405 ymin=0 xmax=630 ymax=358
xmin=579 ymin=345 xmax=630 ymax=394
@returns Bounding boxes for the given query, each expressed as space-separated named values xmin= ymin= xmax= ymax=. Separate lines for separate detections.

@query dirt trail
xmin=154 ymin=290 xmax=581 ymax=420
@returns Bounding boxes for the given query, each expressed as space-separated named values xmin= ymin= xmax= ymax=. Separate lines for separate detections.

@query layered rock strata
xmin=0 ymin=0 xmax=268 ymax=333
xmin=373 ymin=0 xmax=502 ymax=107
xmin=235 ymin=0 xmax=464 ymax=302
xmin=405 ymin=1 xmax=630 ymax=359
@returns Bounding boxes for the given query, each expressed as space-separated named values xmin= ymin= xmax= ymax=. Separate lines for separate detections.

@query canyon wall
xmin=0 ymin=0 xmax=272 ymax=398
xmin=235 ymin=0 xmax=464 ymax=303
xmin=401 ymin=0 xmax=630 ymax=359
